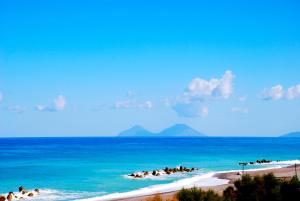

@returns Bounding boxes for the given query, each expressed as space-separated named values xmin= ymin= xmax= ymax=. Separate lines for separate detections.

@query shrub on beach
xmin=233 ymin=173 xmax=281 ymax=201
xmin=223 ymin=186 xmax=235 ymax=201
xmin=224 ymin=173 xmax=300 ymax=201
xmin=174 ymin=173 xmax=300 ymax=201
xmin=177 ymin=187 xmax=222 ymax=201
xmin=280 ymin=175 xmax=300 ymax=201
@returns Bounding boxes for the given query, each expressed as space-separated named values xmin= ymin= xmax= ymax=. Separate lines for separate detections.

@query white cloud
xmin=231 ymin=107 xmax=249 ymax=114
xmin=173 ymin=102 xmax=209 ymax=118
xmin=262 ymin=85 xmax=284 ymax=100
xmin=36 ymin=105 xmax=50 ymax=111
xmin=172 ymin=70 xmax=234 ymax=118
xmin=180 ymin=70 xmax=234 ymax=102
xmin=54 ymin=95 xmax=66 ymax=111
xmin=114 ymin=92 xmax=153 ymax=110
xmin=36 ymin=95 xmax=67 ymax=112
xmin=138 ymin=100 xmax=153 ymax=109
xmin=287 ymin=84 xmax=300 ymax=100
xmin=262 ymin=83 xmax=300 ymax=100
xmin=115 ymin=99 xmax=153 ymax=109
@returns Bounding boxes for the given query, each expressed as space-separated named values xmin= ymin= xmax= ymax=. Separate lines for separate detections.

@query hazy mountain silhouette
xmin=118 ymin=124 xmax=205 ymax=137
xmin=280 ymin=132 xmax=300 ymax=138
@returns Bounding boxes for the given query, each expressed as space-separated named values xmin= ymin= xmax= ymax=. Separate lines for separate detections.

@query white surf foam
xmin=2 ymin=189 xmax=106 ymax=201
xmin=74 ymin=172 xmax=228 ymax=201
xmin=268 ymin=160 xmax=300 ymax=166
xmin=217 ymin=159 xmax=300 ymax=174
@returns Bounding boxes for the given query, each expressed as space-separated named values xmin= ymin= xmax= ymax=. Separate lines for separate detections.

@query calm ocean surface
xmin=0 ymin=137 xmax=300 ymax=200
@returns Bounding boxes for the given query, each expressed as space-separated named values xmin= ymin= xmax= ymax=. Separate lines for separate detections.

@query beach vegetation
xmin=174 ymin=173 xmax=300 ymax=201
xmin=177 ymin=187 xmax=222 ymax=201
xmin=224 ymin=173 xmax=300 ymax=201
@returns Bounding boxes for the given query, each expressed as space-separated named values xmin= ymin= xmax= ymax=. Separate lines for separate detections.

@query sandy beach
xmin=116 ymin=164 xmax=300 ymax=201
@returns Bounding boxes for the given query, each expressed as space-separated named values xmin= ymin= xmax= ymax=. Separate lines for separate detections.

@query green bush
xmin=280 ymin=176 xmax=300 ymax=201
xmin=176 ymin=174 xmax=300 ymax=201
xmin=229 ymin=173 xmax=299 ymax=201
xmin=223 ymin=186 xmax=235 ymax=201
xmin=177 ymin=187 xmax=222 ymax=201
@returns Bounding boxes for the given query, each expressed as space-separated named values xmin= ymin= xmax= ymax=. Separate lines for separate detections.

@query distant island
xmin=280 ymin=132 xmax=300 ymax=138
xmin=118 ymin=124 xmax=206 ymax=137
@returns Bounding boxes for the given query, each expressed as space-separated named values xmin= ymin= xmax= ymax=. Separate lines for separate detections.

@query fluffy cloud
xmin=114 ymin=92 xmax=153 ymax=110
xmin=179 ymin=70 xmax=234 ymax=103
xmin=262 ymin=85 xmax=284 ymax=100
xmin=114 ymin=99 xmax=153 ymax=109
xmin=262 ymin=83 xmax=300 ymax=100
xmin=287 ymin=84 xmax=300 ymax=100
xmin=36 ymin=95 xmax=66 ymax=112
xmin=54 ymin=95 xmax=66 ymax=111
xmin=140 ymin=101 xmax=153 ymax=109
xmin=231 ymin=107 xmax=249 ymax=114
xmin=173 ymin=71 xmax=234 ymax=118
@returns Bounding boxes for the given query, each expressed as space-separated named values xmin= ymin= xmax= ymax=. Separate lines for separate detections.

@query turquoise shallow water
xmin=0 ymin=137 xmax=300 ymax=200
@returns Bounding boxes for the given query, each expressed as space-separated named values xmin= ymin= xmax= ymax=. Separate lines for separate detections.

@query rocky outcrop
xmin=128 ymin=166 xmax=198 ymax=179
xmin=239 ymin=159 xmax=277 ymax=166
xmin=4 ymin=186 xmax=40 ymax=200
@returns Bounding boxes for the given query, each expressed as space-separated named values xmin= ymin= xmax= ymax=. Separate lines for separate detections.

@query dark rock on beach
xmin=28 ymin=192 xmax=34 ymax=197
xmin=7 ymin=192 xmax=14 ymax=201
xmin=128 ymin=166 xmax=198 ymax=179
xmin=0 ymin=196 xmax=5 ymax=201
xmin=18 ymin=186 xmax=25 ymax=192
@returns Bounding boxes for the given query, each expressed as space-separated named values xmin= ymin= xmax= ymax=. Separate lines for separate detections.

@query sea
xmin=0 ymin=137 xmax=300 ymax=201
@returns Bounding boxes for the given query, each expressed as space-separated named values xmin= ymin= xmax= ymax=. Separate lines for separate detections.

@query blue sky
xmin=1 ymin=0 xmax=300 ymax=137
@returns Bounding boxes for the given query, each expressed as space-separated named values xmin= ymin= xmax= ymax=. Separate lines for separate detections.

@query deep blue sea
xmin=0 ymin=137 xmax=300 ymax=200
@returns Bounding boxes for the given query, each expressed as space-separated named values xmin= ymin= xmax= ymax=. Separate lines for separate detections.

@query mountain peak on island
xmin=159 ymin=124 xmax=205 ymax=137
xmin=280 ymin=131 xmax=300 ymax=138
xmin=118 ymin=125 xmax=153 ymax=137
xmin=118 ymin=124 xmax=205 ymax=137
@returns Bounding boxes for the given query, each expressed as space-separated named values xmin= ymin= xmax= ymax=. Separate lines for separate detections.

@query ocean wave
xmin=267 ymin=160 xmax=300 ymax=166
xmin=1 ymin=189 xmax=106 ymax=201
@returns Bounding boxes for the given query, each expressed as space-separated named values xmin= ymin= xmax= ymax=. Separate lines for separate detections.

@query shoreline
xmin=75 ymin=161 xmax=300 ymax=201
xmin=117 ymin=164 xmax=300 ymax=201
